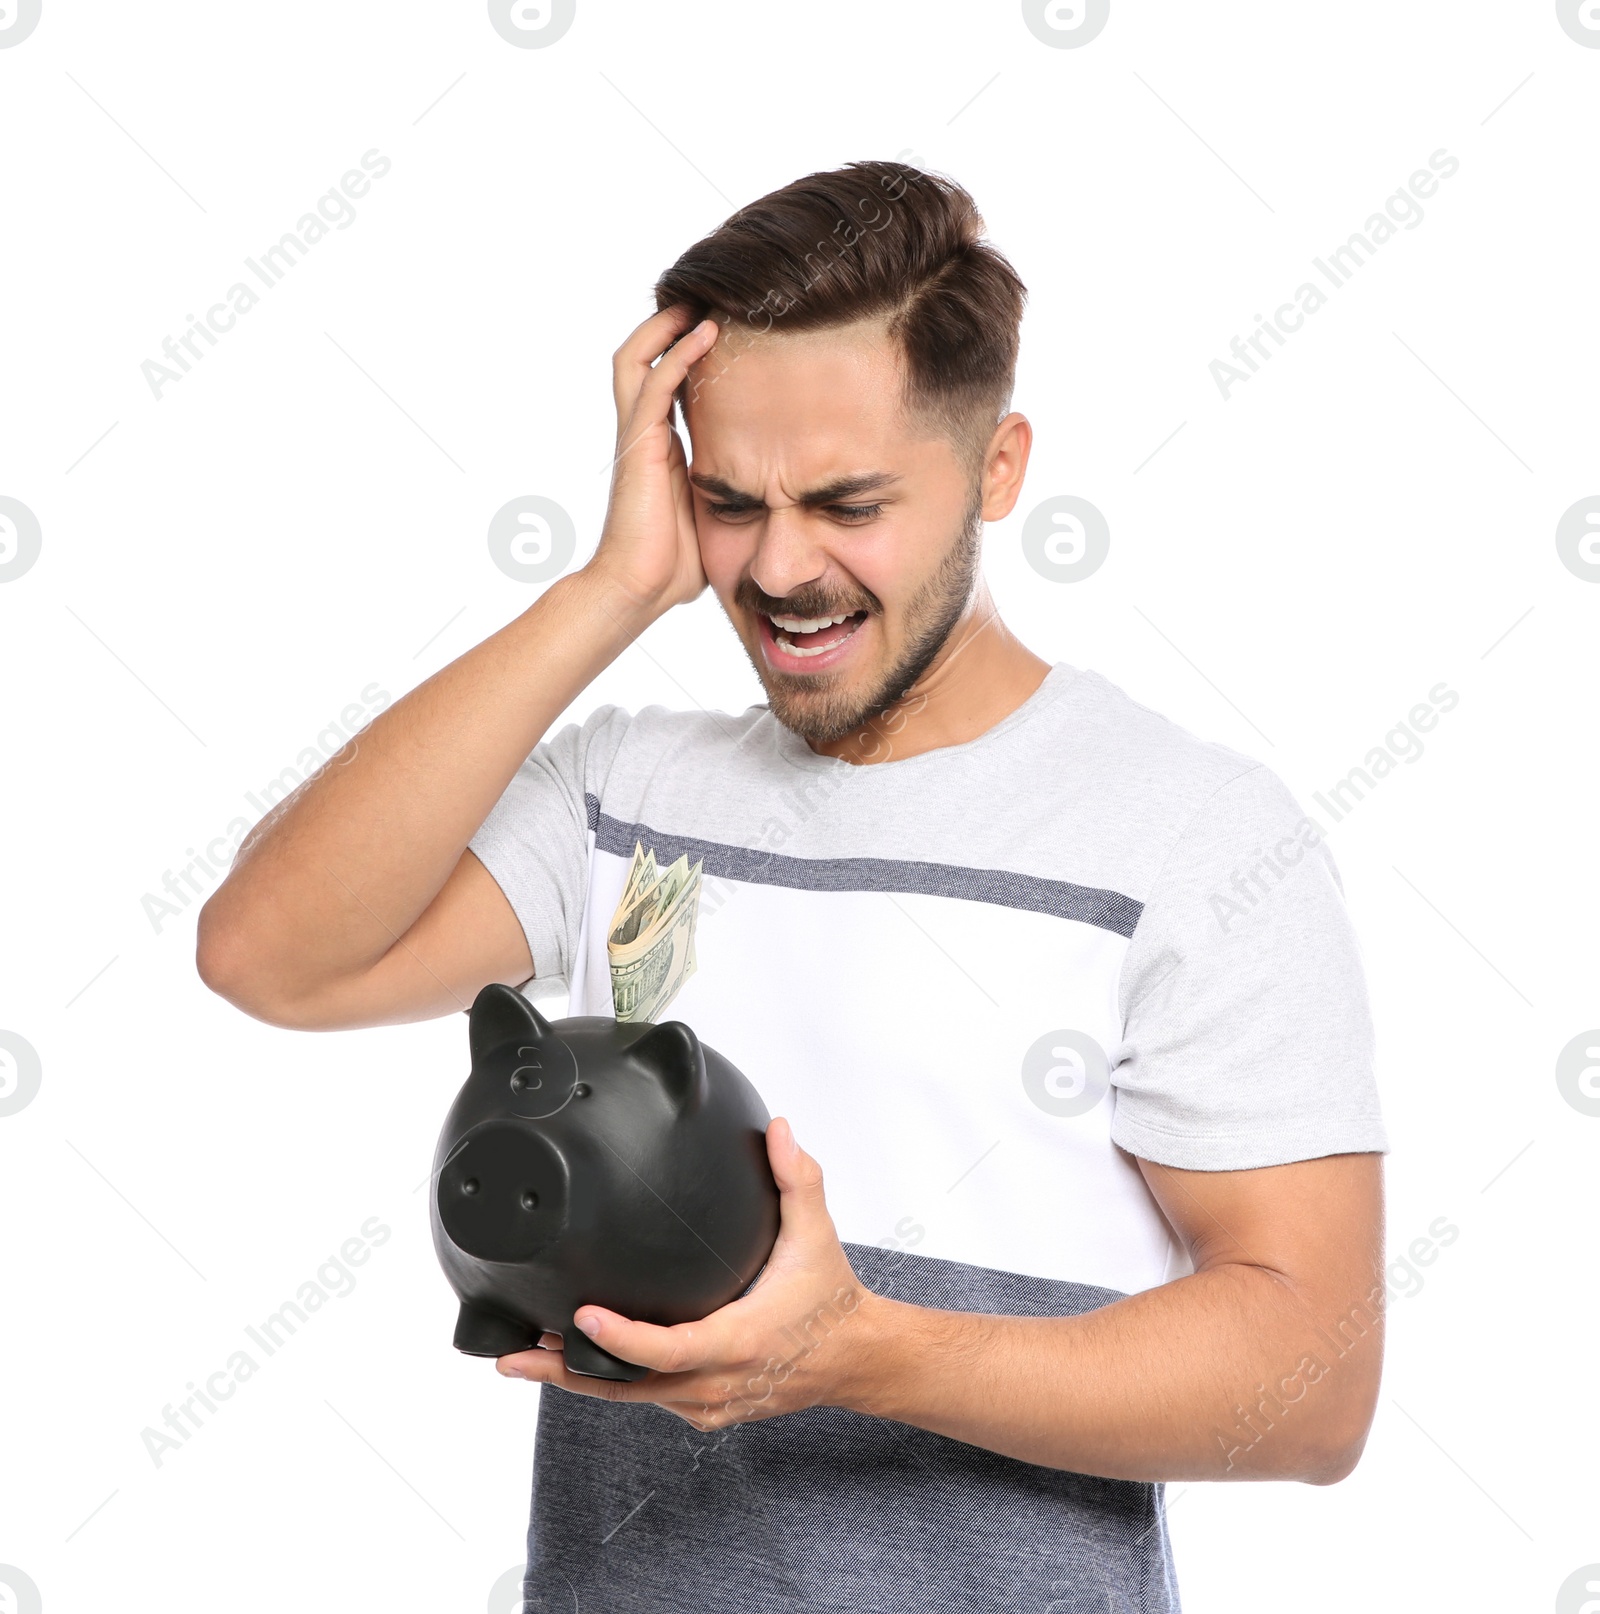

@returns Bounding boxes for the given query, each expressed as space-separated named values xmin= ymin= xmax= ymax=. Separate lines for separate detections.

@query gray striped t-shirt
xmin=468 ymin=659 xmax=1389 ymax=1612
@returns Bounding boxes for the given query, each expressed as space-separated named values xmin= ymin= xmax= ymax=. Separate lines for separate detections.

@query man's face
xmin=682 ymin=319 xmax=986 ymax=746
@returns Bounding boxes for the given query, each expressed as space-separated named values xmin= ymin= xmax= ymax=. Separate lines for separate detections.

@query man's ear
xmin=981 ymin=412 xmax=1033 ymax=522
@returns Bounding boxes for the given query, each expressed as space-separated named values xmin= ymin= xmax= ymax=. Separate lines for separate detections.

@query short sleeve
xmin=1108 ymin=763 xmax=1390 ymax=1170
xmin=468 ymin=704 xmax=633 ymax=999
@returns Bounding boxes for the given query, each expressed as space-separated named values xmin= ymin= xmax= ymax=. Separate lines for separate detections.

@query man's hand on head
xmin=586 ymin=304 xmax=720 ymax=616
xmin=493 ymin=1117 xmax=880 ymax=1432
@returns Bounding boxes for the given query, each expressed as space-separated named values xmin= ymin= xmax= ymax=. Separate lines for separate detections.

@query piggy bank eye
xmin=503 ymin=1036 xmax=580 ymax=1120
xmin=510 ymin=1046 xmax=543 ymax=1093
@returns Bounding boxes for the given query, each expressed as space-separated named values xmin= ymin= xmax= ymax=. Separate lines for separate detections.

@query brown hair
xmin=653 ymin=160 xmax=1027 ymax=476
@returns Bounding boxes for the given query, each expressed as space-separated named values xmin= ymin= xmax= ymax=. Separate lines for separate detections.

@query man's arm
xmin=840 ymin=1150 xmax=1385 ymax=1484
xmin=496 ymin=1128 xmax=1382 ymax=1488
xmin=195 ymin=567 xmax=647 ymax=1029
xmin=195 ymin=307 xmax=721 ymax=1030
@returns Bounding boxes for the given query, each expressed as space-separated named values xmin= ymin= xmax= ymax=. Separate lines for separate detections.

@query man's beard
xmin=732 ymin=481 xmax=984 ymax=747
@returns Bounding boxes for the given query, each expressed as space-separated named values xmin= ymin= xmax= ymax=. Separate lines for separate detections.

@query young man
xmin=198 ymin=161 xmax=1389 ymax=1613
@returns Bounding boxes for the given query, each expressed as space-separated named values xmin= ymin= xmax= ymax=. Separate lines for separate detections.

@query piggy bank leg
xmin=453 ymin=1302 xmax=538 ymax=1358
xmin=560 ymin=1324 xmax=651 ymax=1383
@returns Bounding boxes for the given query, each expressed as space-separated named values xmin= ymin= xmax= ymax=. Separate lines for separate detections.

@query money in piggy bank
xmin=430 ymin=983 xmax=781 ymax=1381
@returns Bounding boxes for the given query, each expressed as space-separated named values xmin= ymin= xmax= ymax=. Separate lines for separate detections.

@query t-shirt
xmin=468 ymin=659 xmax=1389 ymax=1614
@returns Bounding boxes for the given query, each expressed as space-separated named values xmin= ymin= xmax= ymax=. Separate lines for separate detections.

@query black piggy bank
xmin=430 ymin=983 xmax=780 ymax=1381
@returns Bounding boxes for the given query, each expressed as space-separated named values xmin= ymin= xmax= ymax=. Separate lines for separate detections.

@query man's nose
xmin=748 ymin=503 xmax=829 ymax=602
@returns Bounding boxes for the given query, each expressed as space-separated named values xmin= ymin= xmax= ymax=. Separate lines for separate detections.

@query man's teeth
xmin=763 ymin=609 xmax=864 ymax=660
xmin=767 ymin=611 xmax=855 ymax=634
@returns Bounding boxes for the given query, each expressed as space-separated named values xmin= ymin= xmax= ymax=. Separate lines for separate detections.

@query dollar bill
xmin=608 ymin=840 xmax=704 ymax=1023
xmin=616 ymin=840 xmax=656 ymax=916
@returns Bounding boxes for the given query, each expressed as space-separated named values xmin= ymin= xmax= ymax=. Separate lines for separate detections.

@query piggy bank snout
xmin=437 ymin=1119 xmax=566 ymax=1264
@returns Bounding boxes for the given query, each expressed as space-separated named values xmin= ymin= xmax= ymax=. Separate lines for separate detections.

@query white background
xmin=1 ymin=2 xmax=1596 ymax=1610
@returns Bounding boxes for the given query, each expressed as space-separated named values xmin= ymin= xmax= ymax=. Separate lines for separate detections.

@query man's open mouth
xmin=761 ymin=609 xmax=869 ymax=658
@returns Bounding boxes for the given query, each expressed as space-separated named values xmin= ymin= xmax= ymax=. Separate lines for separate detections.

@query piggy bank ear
xmin=468 ymin=983 xmax=553 ymax=1066
xmin=628 ymin=1020 xmax=708 ymax=1115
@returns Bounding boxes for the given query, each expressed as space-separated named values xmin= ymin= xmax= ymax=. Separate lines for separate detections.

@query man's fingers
xmin=574 ymin=1309 xmax=714 ymax=1377
xmin=610 ymin=304 xmax=685 ymax=422
xmin=611 ymin=303 xmax=714 ymax=424
xmin=499 ymin=1347 xmax=649 ymax=1405
xmin=621 ymin=319 xmax=720 ymax=455
xmin=767 ymin=1117 xmax=831 ymax=1233
xmin=496 ymin=1345 xmax=550 ymax=1378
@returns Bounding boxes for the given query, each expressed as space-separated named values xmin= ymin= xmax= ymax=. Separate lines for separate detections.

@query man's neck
xmin=815 ymin=589 xmax=1053 ymax=766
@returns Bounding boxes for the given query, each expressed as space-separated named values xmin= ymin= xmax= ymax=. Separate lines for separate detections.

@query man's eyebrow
xmin=687 ymin=471 xmax=902 ymax=507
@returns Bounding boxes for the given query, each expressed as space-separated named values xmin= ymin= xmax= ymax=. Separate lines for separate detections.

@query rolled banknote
xmin=608 ymin=840 xmax=704 ymax=1022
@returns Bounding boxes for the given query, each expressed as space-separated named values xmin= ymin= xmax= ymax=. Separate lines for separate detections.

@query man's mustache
xmin=735 ymin=584 xmax=878 ymax=618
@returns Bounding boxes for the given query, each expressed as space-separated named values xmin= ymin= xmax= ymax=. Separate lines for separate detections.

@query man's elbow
xmin=195 ymin=902 xmax=311 ymax=1028
xmin=195 ymin=900 xmax=247 ymax=1001
xmin=1300 ymin=1413 xmax=1375 ymax=1486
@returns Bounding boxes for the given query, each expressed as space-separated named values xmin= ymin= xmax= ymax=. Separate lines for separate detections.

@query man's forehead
xmin=681 ymin=319 xmax=959 ymax=485
xmin=684 ymin=317 xmax=905 ymax=423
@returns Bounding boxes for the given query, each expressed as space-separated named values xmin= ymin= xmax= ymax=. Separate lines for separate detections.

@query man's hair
xmin=653 ymin=160 xmax=1027 ymax=477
